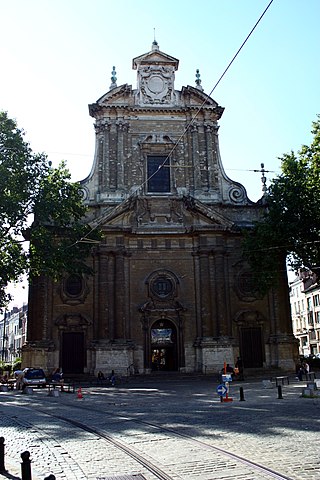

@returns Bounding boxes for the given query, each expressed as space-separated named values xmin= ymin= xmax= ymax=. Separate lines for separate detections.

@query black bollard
xmin=239 ymin=386 xmax=245 ymax=401
xmin=21 ymin=451 xmax=32 ymax=480
xmin=277 ymin=385 xmax=283 ymax=399
xmin=44 ymin=476 xmax=56 ymax=480
xmin=0 ymin=437 xmax=5 ymax=473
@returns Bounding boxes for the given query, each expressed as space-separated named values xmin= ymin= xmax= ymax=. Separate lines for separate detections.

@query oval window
xmin=65 ymin=275 xmax=83 ymax=297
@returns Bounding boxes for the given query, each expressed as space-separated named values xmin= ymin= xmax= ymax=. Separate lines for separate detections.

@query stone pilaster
xmin=114 ymin=251 xmax=126 ymax=339
xmin=97 ymin=250 xmax=109 ymax=339
xmin=107 ymin=253 xmax=115 ymax=340
xmin=214 ymin=249 xmax=228 ymax=337
xmin=191 ymin=123 xmax=201 ymax=191
xmin=103 ymin=122 xmax=111 ymax=190
xmin=116 ymin=120 xmax=124 ymax=189
xmin=198 ymin=249 xmax=213 ymax=337
xmin=27 ymin=275 xmax=49 ymax=342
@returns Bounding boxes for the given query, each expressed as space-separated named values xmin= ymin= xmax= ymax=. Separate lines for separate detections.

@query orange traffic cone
xmin=77 ymin=387 xmax=83 ymax=399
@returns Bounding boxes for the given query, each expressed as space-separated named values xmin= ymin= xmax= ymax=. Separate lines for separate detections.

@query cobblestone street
xmin=1 ymin=374 xmax=319 ymax=480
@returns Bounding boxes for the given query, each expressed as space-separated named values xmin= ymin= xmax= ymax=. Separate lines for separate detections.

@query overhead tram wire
xmin=72 ymin=0 xmax=275 ymax=247
xmin=133 ymin=0 xmax=275 ymax=194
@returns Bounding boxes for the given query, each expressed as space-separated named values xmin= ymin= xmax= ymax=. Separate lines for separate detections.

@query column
xmin=27 ymin=275 xmax=48 ymax=342
xmin=97 ymin=250 xmax=109 ymax=339
xmin=192 ymin=252 xmax=203 ymax=338
xmin=198 ymin=249 xmax=213 ymax=337
xmin=114 ymin=251 xmax=126 ymax=339
xmin=204 ymin=122 xmax=214 ymax=189
xmin=214 ymin=249 xmax=228 ymax=337
xmin=103 ymin=122 xmax=111 ymax=190
xmin=116 ymin=120 xmax=124 ymax=189
xmin=107 ymin=253 xmax=115 ymax=340
xmin=191 ymin=123 xmax=201 ymax=191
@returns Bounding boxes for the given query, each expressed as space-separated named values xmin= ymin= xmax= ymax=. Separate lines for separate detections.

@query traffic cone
xmin=77 ymin=387 xmax=83 ymax=399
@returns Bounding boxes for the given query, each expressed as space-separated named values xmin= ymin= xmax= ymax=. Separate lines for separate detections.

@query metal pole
xmin=21 ymin=451 xmax=32 ymax=480
xmin=0 ymin=437 xmax=5 ymax=473
xmin=239 ymin=386 xmax=245 ymax=401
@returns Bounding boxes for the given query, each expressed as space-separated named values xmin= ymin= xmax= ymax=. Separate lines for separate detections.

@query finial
xmin=110 ymin=66 xmax=117 ymax=90
xmin=195 ymin=69 xmax=203 ymax=91
xmin=252 ymin=163 xmax=274 ymax=196
xmin=260 ymin=163 xmax=267 ymax=194
xmin=152 ymin=28 xmax=159 ymax=51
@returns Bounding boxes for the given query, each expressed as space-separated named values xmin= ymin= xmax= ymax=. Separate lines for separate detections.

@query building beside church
xmin=290 ymin=270 xmax=320 ymax=357
xmin=24 ymin=41 xmax=298 ymax=376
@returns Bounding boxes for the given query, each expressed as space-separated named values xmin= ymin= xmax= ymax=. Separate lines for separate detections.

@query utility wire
xmin=72 ymin=0 xmax=275 ymax=246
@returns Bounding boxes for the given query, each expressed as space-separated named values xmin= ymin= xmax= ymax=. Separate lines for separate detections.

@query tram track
xmin=1 ymin=397 xmax=295 ymax=480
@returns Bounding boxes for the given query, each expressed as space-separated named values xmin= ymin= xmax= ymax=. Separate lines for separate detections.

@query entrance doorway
xmin=151 ymin=320 xmax=178 ymax=371
xmin=61 ymin=332 xmax=85 ymax=374
xmin=240 ymin=327 xmax=263 ymax=368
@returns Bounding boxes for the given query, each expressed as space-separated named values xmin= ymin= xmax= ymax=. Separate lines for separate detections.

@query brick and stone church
xmin=24 ymin=41 xmax=298 ymax=375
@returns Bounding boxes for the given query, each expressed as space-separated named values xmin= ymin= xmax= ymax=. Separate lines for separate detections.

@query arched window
xmin=152 ymin=276 xmax=173 ymax=298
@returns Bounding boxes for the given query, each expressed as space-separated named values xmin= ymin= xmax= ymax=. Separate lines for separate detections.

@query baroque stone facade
xmin=24 ymin=42 xmax=298 ymax=375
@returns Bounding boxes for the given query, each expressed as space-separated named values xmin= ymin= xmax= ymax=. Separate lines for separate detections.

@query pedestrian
xmin=51 ymin=368 xmax=64 ymax=390
xmin=109 ymin=370 xmax=116 ymax=386
xmin=97 ymin=370 xmax=105 ymax=385
xmin=297 ymin=361 xmax=308 ymax=381
xmin=235 ymin=357 xmax=244 ymax=381
xmin=15 ymin=370 xmax=25 ymax=390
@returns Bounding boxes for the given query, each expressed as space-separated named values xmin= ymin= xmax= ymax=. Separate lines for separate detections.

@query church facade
xmin=24 ymin=42 xmax=298 ymax=375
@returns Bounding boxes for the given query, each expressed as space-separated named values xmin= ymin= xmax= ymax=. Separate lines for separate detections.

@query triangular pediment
xmin=133 ymin=49 xmax=179 ymax=70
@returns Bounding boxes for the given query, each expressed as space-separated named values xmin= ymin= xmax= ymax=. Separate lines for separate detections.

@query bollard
xmin=44 ymin=475 xmax=56 ymax=480
xmin=277 ymin=385 xmax=283 ymax=399
xmin=21 ymin=450 xmax=32 ymax=480
xmin=0 ymin=437 xmax=5 ymax=473
xmin=239 ymin=386 xmax=245 ymax=401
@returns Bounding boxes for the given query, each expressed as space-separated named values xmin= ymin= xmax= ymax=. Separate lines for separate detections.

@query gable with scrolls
xmin=88 ymin=196 xmax=235 ymax=232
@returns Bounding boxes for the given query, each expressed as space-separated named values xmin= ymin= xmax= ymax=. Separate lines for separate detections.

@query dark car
xmin=23 ymin=368 xmax=47 ymax=388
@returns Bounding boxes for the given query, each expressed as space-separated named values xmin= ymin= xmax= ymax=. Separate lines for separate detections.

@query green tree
xmin=243 ymin=116 xmax=320 ymax=293
xmin=0 ymin=111 xmax=98 ymax=309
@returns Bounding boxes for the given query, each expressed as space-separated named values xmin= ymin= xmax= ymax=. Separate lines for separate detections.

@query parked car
xmin=23 ymin=368 xmax=47 ymax=388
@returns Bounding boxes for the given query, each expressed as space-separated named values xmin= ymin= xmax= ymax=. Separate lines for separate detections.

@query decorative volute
xmin=132 ymin=41 xmax=179 ymax=106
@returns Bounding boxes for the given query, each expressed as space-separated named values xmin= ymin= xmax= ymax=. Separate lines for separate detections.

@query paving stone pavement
xmin=0 ymin=374 xmax=319 ymax=480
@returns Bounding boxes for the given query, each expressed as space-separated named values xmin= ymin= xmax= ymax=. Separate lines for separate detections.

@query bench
xmin=47 ymin=382 xmax=75 ymax=393
xmin=274 ymin=376 xmax=289 ymax=387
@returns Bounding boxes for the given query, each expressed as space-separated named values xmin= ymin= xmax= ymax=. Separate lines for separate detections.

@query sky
xmin=1 ymin=0 xmax=319 ymax=307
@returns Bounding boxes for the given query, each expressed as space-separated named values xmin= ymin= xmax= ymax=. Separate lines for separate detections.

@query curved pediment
xmin=89 ymin=84 xmax=133 ymax=115
xmin=181 ymin=85 xmax=224 ymax=113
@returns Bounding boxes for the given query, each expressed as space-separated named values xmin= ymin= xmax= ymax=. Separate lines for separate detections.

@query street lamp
xmin=1 ymin=312 xmax=7 ymax=362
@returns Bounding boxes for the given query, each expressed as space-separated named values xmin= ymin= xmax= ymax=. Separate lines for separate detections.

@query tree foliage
xmin=0 ymin=111 xmax=99 ymax=309
xmin=243 ymin=116 xmax=320 ymax=293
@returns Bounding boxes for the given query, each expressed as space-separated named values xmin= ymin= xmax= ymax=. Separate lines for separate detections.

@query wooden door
xmin=240 ymin=327 xmax=263 ymax=368
xmin=61 ymin=332 xmax=85 ymax=374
